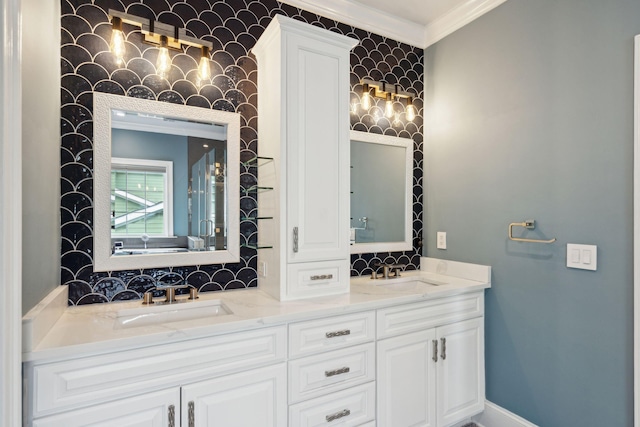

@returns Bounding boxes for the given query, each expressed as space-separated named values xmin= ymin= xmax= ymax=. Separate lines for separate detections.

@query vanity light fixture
xmin=357 ymin=79 xmax=417 ymax=121
xmin=107 ymin=9 xmax=214 ymax=80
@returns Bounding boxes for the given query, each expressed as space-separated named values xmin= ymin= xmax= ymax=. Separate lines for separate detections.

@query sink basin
xmin=370 ymin=277 xmax=449 ymax=291
xmin=113 ymin=248 xmax=189 ymax=255
xmin=417 ymin=278 xmax=449 ymax=286
xmin=115 ymin=299 xmax=232 ymax=329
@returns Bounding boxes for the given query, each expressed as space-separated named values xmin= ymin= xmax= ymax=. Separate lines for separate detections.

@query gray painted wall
xmin=424 ymin=0 xmax=637 ymax=425
xmin=22 ymin=0 xmax=60 ymax=314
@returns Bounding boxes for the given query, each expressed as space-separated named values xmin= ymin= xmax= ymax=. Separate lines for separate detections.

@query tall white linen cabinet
xmin=252 ymin=15 xmax=358 ymax=300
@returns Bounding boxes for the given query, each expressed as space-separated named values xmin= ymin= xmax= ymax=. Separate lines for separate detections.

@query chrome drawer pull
xmin=441 ymin=337 xmax=447 ymax=360
xmin=310 ymin=274 xmax=334 ymax=281
xmin=188 ymin=401 xmax=195 ymax=427
xmin=325 ymin=329 xmax=351 ymax=338
xmin=326 ymin=409 xmax=351 ymax=422
xmin=432 ymin=340 xmax=438 ymax=362
xmin=293 ymin=227 xmax=298 ymax=253
xmin=168 ymin=405 xmax=175 ymax=427
xmin=325 ymin=366 xmax=350 ymax=377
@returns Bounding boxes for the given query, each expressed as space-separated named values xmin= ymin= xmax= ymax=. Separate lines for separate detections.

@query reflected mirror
xmin=94 ymin=92 xmax=240 ymax=271
xmin=350 ymin=131 xmax=412 ymax=254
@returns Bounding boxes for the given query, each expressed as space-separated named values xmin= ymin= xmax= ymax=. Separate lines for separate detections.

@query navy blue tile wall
xmin=61 ymin=0 xmax=424 ymax=305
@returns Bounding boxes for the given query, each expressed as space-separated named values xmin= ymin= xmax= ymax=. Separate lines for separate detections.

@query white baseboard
xmin=472 ymin=401 xmax=538 ymax=427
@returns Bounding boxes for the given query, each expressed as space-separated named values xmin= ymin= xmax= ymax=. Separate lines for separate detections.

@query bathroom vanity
xmin=22 ymin=258 xmax=490 ymax=427
xmin=26 ymin=12 xmax=489 ymax=427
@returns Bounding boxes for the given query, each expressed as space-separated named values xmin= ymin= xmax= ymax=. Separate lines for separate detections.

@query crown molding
xmin=424 ymin=0 xmax=509 ymax=47
xmin=280 ymin=0 xmax=509 ymax=49
xmin=278 ymin=0 xmax=427 ymax=48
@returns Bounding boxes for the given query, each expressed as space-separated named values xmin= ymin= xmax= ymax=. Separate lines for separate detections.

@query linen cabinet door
xmin=32 ymin=388 xmax=180 ymax=427
xmin=181 ymin=364 xmax=287 ymax=427
xmin=436 ymin=317 xmax=485 ymax=427
xmin=285 ymin=33 xmax=351 ymax=265
xmin=377 ymin=329 xmax=437 ymax=427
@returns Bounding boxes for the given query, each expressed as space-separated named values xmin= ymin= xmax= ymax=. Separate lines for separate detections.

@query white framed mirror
xmin=93 ymin=92 xmax=240 ymax=271
xmin=350 ymin=130 xmax=413 ymax=254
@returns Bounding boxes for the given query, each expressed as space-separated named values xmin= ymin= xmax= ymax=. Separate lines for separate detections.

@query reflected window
xmin=111 ymin=157 xmax=173 ymax=237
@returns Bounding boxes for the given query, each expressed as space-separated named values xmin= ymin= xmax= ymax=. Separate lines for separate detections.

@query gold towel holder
xmin=508 ymin=220 xmax=556 ymax=244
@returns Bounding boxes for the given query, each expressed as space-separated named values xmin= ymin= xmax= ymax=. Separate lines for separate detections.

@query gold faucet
xmin=142 ymin=285 xmax=199 ymax=305
xmin=371 ymin=263 xmax=406 ymax=280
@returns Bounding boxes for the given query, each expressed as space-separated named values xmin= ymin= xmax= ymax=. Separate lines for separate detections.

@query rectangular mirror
xmin=350 ymin=130 xmax=413 ymax=254
xmin=93 ymin=92 xmax=240 ymax=271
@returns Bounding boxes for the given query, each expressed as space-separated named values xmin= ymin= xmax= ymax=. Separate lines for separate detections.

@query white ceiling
xmin=282 ymin=0 xmax=509 ymax=48
xmin=345 ymin=0 xmax=472 ymax=26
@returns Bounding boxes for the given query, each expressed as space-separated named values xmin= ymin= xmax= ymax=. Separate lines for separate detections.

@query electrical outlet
xmin=437 ymin=232 xmax=447 ymax=250
xmin=259 ymin=261 xmax=267 ymax=277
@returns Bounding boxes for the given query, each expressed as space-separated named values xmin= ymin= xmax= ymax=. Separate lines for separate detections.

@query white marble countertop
xmin=23 ymin=258 xmax=491 ymax=363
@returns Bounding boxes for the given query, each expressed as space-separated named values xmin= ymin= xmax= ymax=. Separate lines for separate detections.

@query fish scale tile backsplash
xmin=60 ymin=0 xmax=424 ymax=305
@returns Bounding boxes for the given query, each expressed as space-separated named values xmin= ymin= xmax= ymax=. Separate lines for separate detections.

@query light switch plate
xmin=566 ymin=244 xmax=597 ymax=271
xmin=437 ymin=232 xmax=446 ymax=250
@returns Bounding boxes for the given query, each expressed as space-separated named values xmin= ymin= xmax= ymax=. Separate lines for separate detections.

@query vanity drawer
xmin=289 ymin=382 xmax=375 ymax=427
xmin=377 ymin=292 xmax=484 ymax=339
xmin=289 ymin=311 xmax=375 ymax=358
xmin=27 ymin=326 xmax=286 ymax=418
xmin=289 ymin=343 xmax=375 ymax=404
xmin=287 ymin=259 xmax=349 ymax=300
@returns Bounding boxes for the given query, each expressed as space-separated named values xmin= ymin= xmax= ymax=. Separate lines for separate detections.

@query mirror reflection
xmin=93 ymin=93 xmax=240 ymax=271
xmin=350 ymin=131 xmax=413 ymax=254
xmin=110 ymin=112 xmax=227 ymax=254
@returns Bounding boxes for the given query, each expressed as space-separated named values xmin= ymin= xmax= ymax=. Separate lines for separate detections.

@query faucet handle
xmin=142 ymin=291 xmax=154 ymax=305
xmin=390 ymin=263 xmax=406 ymax=277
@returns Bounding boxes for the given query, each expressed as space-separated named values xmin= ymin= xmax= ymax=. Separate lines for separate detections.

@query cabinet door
xmin=32 ymin=388 xmax=180 ymax=427
xmin=285 ymin=33 xmax=350 ymax=264
xmin=377 ymin=329 xmax=437 ymax=427
xmin=436 ymin=317 xmax=485 ymax=427
xmin=181 ymin=364 xmax=287 ymax=427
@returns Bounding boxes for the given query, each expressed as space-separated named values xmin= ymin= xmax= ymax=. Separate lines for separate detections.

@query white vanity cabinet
xmin=376 ymin=293 xmax=486 ymax=427
xmin=23 ymin=274 xmax=489 ymax=427
xmin=31 ymin=389 xmax=180 ymax=427
xmin=181 ymin=364 xmax=287 ymax=427
xmin=252 ymin=15 xmax=358 ymax=301
xmin=287 ymin=311 xmax=377 ymax=426
xmin=24 ymin=326 xmax=287 ymax=427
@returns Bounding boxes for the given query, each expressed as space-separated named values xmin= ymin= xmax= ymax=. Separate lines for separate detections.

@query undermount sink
xmin=113 ymin=248 xmax=189 ymax=255
xmin=115 ymin=299 xmax=232 ymax=329
xmin=417 ymin=278 xmax=449 ymax=286
xmin=371 ymin=277 xmax=449 ymax=290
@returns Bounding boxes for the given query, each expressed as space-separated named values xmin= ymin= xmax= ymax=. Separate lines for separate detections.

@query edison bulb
xmin=110 ymin=17 xmax=125 ymax=66
xmin=156 ymin=36 xmax=171 ymax=79
xmin=406 ymin=97 xmax=417 ymax=121
xmin=385 ymin=94 xmax=394 ymax=118
xmin=197 ymin=46 xmax=211 ymax=86
xmin=361 ymin=83 xmax=371 ymax=110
